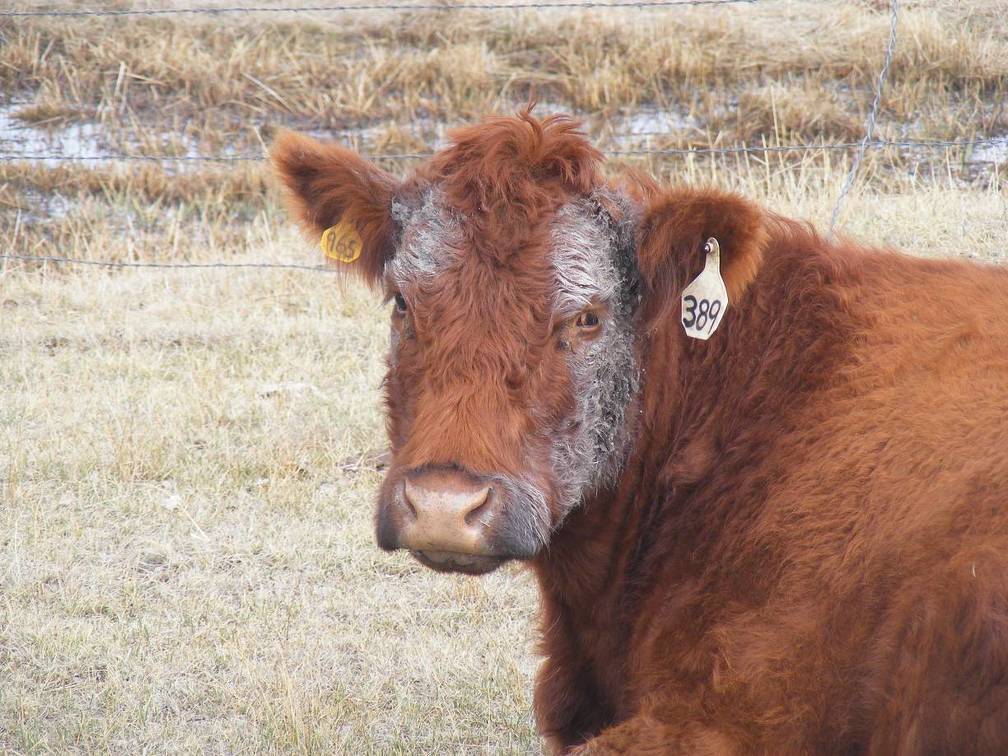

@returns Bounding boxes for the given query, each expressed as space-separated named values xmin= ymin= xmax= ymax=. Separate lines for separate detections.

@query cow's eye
xmin=393 ymin=292 xmax=408 ymax=314
xmin=575 ymin=310 xmax=601 ymax=332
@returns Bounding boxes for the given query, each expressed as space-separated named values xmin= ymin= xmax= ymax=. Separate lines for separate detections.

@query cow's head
xmin=272 ymin=112 xmax=766 ymax=574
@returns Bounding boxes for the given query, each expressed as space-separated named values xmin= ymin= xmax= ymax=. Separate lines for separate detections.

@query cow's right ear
xmin=270 ymin=130 xmax=399 ymax=286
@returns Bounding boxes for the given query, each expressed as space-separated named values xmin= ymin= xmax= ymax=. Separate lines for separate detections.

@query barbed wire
xmin=828 ymin=0 xmax=900 ymax=232
xmin=0 ymin=253 xmax=333 ymax=270
xmin=612 ymin=137 xmax=1005 ymax=157
xmin=2 ymin=137 xmax=1005 ymax=164
xmin=1 ymin=0 xmax=758 ymax=18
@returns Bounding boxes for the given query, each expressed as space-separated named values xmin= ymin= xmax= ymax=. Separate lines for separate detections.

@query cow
xmin=271 ymin=111 xmax=1008 ymax=754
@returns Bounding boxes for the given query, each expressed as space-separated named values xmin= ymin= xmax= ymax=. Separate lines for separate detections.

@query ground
xmin=1 ymin=0 xmax=1007 ymax=753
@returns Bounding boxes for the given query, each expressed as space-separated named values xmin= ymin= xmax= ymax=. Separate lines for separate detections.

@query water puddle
xmin=607 ymin=108 xmax=702 ymax=141
xmin=0 ymin=102 xmax=108 ymax=159
xmin=1 ymin=99 xmax=1004 ymax=171
xmin=0 ymin=101 xmax=226 ymax=164
xmin=968 ymin=136 xmax=1008 ymax=165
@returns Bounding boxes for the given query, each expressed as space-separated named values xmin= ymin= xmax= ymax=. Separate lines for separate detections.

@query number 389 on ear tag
xmin=320 ymin=219 xmax=362 ymax=264
xmin=681 ymin=237 xmax=728 ymax=341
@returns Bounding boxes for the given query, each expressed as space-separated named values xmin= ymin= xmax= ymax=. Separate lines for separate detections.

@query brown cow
xmin=271 ymin=111 xmax=1008 ymax=754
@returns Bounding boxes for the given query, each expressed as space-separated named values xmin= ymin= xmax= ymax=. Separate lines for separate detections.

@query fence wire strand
xmin=1 ymin=0 xmax=757 ymax=18
xmin=828 ymin=0 xmax=900 ymax=233
xmin=2 ymin=137 xmax=1004 ymax=164
xmin=0 ymin=253 xmax=332 ymax=271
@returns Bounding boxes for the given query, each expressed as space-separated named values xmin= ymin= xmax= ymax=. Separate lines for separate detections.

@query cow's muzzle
xmin=376 ymin=466 xmax=531 ymax=574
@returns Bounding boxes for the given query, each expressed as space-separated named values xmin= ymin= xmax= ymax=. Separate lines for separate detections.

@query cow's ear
xmin=635 ymin=188 xmax=768 ymax=326
xmin=270 ymin=130 xmax=399 ymax=286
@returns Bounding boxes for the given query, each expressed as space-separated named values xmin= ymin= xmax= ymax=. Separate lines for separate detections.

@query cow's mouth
xmin=411 ymin=550 xmax=506 ymax=575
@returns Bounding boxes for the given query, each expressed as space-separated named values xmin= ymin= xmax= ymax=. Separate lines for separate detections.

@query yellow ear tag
xmin=320 ymin=220 xmax=362 ymax=264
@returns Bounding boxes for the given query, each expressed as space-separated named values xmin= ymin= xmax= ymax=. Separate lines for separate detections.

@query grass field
xmin=2 ymin=0 xmax=1007 ymax=753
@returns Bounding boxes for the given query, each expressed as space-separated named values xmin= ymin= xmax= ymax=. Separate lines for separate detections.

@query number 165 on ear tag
xmin=682 ymin=238 xmax=728 ymax=341
xmin=320 ymin=220 xmax=362 ymax=264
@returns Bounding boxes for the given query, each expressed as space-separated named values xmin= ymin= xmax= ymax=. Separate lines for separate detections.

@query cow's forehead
xmin=386 ymin=189 xmax=623 ymax=314
xmin=386 ymin=189 xmax=459 ymax=288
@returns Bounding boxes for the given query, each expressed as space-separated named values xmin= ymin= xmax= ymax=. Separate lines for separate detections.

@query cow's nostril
xmin=402 ymin=487 xmax=419 ymax=520
xmin=463 ymin=487 xmax=492 ymax=526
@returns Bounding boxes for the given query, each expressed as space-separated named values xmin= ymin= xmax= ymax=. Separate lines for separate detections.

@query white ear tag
xmin=681 ymin=238 xmax=728 ymax=341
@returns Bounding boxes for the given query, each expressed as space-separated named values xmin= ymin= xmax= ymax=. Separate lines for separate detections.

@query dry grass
xmin=1 ymin=0 xmax=1008 ymax=753
xmin=2 ymin=2 xmax=1007 ymax=154
xmin=2 ymin=149 xmax=1003 ymax=264
xmin=1 ymin=162 xmax=272 ymax=261
xmin=0 ymin=261 xmax=539 ymax=753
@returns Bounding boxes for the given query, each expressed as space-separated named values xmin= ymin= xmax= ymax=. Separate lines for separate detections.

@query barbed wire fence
xmin=827 ymin=0 xmax=899 ymax=234
xmin=3 ymin=136 xmax=1004 ymax=165
xmin=1 ymin=0 xmax=759 ymax=16
xmin=0 ymin=0 xmax=1003 ymax=271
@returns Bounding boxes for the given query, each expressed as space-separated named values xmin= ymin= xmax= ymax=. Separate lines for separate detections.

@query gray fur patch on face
xmin=488 ymin=474 xmax=551 ymax=557
xmin=550 ymin=203 xmax=620 ymax=319
xmin=386 ymin=189 xmax=459 ymax=289
xmin=549 ymin=196 xmax=641 ymax=520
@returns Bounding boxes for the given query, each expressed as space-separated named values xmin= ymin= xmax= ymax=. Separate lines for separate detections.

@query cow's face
xmin=272 ymin=112 xmax=765 ymax=574
xmin=374 ymin=189 xmax=641 ymax=574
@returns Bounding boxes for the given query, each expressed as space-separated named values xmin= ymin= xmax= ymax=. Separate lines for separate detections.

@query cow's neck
xmin=530 ymin=229 xmax=863 ymax=724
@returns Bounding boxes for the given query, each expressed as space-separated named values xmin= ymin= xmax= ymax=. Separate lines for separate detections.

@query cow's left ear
xmin=635 ymin=188 xmax=768 ymax=323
